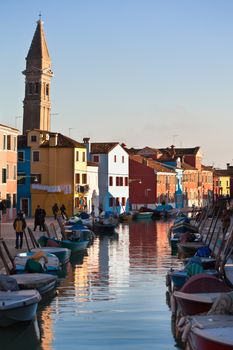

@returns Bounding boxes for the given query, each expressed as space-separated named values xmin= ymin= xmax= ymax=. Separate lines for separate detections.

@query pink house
xmin=0 ymin=124 xmax=19 ymax=221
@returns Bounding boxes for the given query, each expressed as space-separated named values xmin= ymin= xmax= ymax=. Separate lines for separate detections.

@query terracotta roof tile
xmin=90 ymin=143 xmax=119 ymax=154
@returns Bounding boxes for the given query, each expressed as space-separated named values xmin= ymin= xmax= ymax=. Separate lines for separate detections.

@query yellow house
xmin=28 ymin=130 xmax=87 ymax=217
xmin=219 ymin=175 xmax=231 ymax=196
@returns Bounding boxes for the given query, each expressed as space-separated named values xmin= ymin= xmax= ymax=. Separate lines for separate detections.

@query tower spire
xmin=22 ymin=19 xmax=53 ymax=134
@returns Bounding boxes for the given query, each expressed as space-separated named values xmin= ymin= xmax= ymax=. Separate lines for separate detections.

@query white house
xmin=86 ymin=161 xmax=99 ymax=216
xmin=83 ymin=138 xmax=129 ymax=214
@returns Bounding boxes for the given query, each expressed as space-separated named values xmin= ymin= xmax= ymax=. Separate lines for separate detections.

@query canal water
xmin=0 ymin=221 xmax=183 ymax=350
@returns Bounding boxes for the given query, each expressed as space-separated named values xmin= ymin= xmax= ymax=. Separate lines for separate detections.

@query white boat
xmin=0 ymin=289 xmax=41 ymax=327
xmin=10 ymin=273 xmax=58 ymax=298
xmin=14 ymin=251 xmax=60 ymax=274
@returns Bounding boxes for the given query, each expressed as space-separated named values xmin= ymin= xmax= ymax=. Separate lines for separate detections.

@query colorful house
xmin=17 ymin=135 xmax=32 ymax=216
xmin=0 ymin=124 xmax=19 ymax=221
xmin=17 ymin=130 xmax=89 ymax=217
xmin=129 ymin=155 xmax=176 ymax=209
xmin=83 ymin=139 xmax=129 ymax=214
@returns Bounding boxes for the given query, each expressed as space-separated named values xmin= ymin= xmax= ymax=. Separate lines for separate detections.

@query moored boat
xmin=14 ymin=251 xmax=60 ymax=275
xmin=186 ymin=315 xmax=233 ymax=350
xmin=0 ymin=289 xmax=41 ymax=327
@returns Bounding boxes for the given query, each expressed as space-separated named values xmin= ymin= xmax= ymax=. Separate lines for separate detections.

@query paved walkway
xmin=0 ymin=216 xmax=60 ymax=273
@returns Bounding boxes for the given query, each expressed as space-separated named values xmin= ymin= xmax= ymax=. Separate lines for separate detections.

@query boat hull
xmin=189 ymin=326 xmax=233 ymax=350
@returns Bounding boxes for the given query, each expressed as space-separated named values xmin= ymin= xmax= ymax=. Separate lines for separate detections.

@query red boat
xmin=173 ymin=273 xmax=231 ymax=316
xmin=187 ymin=315 xmax=233 ymax=350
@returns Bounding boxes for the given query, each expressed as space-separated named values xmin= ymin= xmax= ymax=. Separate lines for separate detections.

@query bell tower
xmin=22 ymin=19 xmax=53 ymax=134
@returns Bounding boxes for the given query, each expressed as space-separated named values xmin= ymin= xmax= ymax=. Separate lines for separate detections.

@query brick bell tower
xmin=22 ymin=18 xmax=53 ymax=134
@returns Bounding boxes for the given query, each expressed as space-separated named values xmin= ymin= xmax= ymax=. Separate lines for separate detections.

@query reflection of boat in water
xmin=0 ymin=317 xmax=40 ymax=349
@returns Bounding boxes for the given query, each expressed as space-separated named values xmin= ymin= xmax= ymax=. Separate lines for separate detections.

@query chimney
xmin=227 ymin=163 xmax=230 ymax=169
xmin=49 ymin=133 xmax=58 ymax=147
xmin=83 ymin=137 xmax=91 ymax=161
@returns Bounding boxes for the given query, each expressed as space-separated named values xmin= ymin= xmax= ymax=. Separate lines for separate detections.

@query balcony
xmin=75 ymin=184 xmax=89 ymax=194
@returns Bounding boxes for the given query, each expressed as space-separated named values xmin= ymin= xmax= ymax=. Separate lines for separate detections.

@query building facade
xmin=0 ymin=124 xmax=19 ymax=221
xmin=84 ymin=139 xmax=129 ymax=214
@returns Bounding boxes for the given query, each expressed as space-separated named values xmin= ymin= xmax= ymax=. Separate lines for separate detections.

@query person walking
xmin=40 ymin=208 xmax=46 ymax=231
xmin=60 ymin=204 xmax=67 ymax=220
xmin=34 ymin=205 xmax=42 ymax=231
xmin=13 ymin=211 xmax=26 ymax=249
xmin=52 ymin=203 xmax=59 ymax=219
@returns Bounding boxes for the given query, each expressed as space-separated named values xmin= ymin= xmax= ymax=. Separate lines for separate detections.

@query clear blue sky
xmin=1 ymin=0 xmax=232 ymax=168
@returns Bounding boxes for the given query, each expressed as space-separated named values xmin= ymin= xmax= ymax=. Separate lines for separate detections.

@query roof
xmin=0 ymin=124 xmax=19 ymax=132
xmin=87 ymin=161 xmax=99 ymax=167
xmin=181 ymin=162 xmax=198 ymax=171
xmin=26 ymin=20 xmax=51 ymax=70
xmin=130 ymin=155 xmax=176 ymax=173
xmin=39 ymin=132 xmax=85 ymax=148
xmin=158 ymin=146 xmax=200 ymax=161
xmin=90 ymin=143 xmax=119 ymax=154
xmin=202 ymin=164 xmax=214 ymax=172
xmin=214 ymin=169 xmax=233 ymax=177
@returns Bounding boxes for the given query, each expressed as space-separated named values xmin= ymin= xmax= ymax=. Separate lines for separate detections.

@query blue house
xmin=17 ymin=136 xmax=32 ymax=216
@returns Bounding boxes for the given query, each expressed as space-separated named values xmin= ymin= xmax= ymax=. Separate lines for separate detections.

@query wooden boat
xmin=39 ymin=236 xmax=89 ymax=252
xmin=0 ymin=289 xmax=41 ymax=327
xmin=119 ymin=212 xmax=133 ymax=222
xmin=31 ymin=246 xmax=71 ymax=265
xmin=26 ymin=227 xmax=71 ymax=264
xmin=186 ymin=315 xmax=233 ymax=350
xmin=14 ymin=251 xmax=60 ymax=275
xmin=10 ymin=273 xmax=58 ymax=298
xmin=177 ymin=241 xmax=207 ymax=258
xmin=133 ymin=211 xmax=153 ymax=220
xmin=170 ymin=267 xmax=218 ymax=290
xmin=93 ymin=221 xmax=117 ymax=234
xmin=173 ymin=274 xmax=231 ymax=315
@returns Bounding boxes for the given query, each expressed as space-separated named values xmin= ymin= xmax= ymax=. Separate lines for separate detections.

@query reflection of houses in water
xmin=128 ymin=221 xmax=174 ymax=270
xmin=128 ymin=221 xmax=158 ymax=268
xmin=40 ymin=305 xmax=53 ymax=350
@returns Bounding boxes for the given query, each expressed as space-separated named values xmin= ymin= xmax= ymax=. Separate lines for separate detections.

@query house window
xmin=116 ymin=197 xmax=120 ymax=206
xmin=75 ymin=173 xmax=80 ymax=183
xmin=124 ymin=177 xmax=128 ymax=186
xmin=17 ymin=172 xmax=26 ymax=185
xmin=13 ymin=165 xmax=16 ymax=180
xmin=2 ymin=169 xmax=6 ymax=183
xmin=32 ymin=151 xmax=39 ymax=162
xmin=120 ymin=177 xmax=123 ymax=186
xmin=46 ymin=84 xmax=49 ymax=96
xmin=122 ymin=197 xmax=126 ymax=206
xmin=109 ymin=176 xmax=113 ymax=186
xmin=114 ymin=155 xmax=117 ymax=162
xmin=76 ymin=151 xmax=79 ymax=161
xmin=18 ymin=151 xmax=25 ymax=162
xmin=7 ymin=135 xmax=11 ymax=150
xmin=29 ymin=83 xmax=33 ymax=95
xmin=31 ymin=135 xmax=37 ymax=142
xmin=82 ymin=173 xmax=87 ymax=184
xmin=122 ymin=156 xmax=124 ymax=163
xmin=13 ymin=194 xmax=16 ymax=208
xmin=3 ymin=135 xmax=7 ymax=150
xmin=93 ymin=155 xmax=99 ymax=163
xmin=31 ymin=174 xmax=41 ymax=184
xmin=35 ymin=82 xmax=39 ymax=94
xmin=109 ymin=197 xmax=114 ymax=207
xmin=82 ymin=152 xmax=86 ymax=162
xmin=116 ymin=177 xmax=119 ymax=186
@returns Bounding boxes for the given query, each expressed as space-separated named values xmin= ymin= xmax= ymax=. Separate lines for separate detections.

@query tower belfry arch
xmin=22 ymin=19 xmax=53 ymax=134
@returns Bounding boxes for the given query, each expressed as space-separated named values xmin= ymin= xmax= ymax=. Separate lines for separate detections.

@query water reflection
xmin=0 ymin=318 xmax=40 ymax=350
xmin=0 ymin=221 xmax=182 ymax=350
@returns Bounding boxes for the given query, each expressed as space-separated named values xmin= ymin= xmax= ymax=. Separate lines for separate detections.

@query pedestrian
xmin=34 ymin=205 xmax=41 ymax=231
xmin=40 ymin=208 xmax=46 ymax=231
xmin=52 ymin=203 xmax=59 ymax=219
xmin=13 ymin=211 xmax=26 ymax=249
xmin=60 ymin=204 xmax=67 ymax=220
